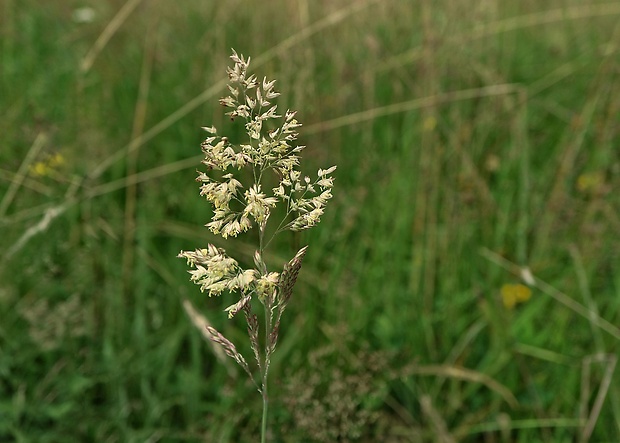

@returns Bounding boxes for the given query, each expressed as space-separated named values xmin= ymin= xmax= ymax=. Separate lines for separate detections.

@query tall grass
xmin=1 ymin=0 xmax=619 ymax=441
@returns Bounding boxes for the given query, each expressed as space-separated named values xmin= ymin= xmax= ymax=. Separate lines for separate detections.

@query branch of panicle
xmin=268 ymin=246 xmax=308 ymax=356
xmin=179 ymin=51 xmax=336 ymax=409
xmin=206 ymin=325 xmax=259 ymax=391
xmin=243 ymin=303 xmax=262 ymax=374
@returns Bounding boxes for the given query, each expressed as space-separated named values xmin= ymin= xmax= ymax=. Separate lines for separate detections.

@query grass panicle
xmin=177 ymin=50 xmax=335 ymax=442
xmin=1 ymin=1 xmax=619 ymax=441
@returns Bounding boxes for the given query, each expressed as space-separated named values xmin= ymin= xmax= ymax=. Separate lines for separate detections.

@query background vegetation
xmin=1 ymin=0 xmax=619 ymax=441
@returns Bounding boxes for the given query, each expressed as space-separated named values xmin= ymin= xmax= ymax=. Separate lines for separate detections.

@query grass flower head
xmin=177 ymin=49 xmax=336 ymax=442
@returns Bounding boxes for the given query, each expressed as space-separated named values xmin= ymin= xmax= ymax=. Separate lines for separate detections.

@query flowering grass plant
xmin=178 ymin=50 xmax=336 ymax=442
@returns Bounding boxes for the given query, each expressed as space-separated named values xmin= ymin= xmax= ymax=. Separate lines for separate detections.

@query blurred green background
xmin=1 ymin=0 xmax=620 ymax=441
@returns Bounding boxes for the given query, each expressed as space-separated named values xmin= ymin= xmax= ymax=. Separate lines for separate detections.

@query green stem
xmin=261 ymin=371 xmax=268 ymax=443
xmin=258 ymin=229 xmax=270 ymax=442
xmin=261 ymin=294 xmax=272 ymax=442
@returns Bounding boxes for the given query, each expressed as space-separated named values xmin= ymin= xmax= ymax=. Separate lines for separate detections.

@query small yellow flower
xmin=29 ymin=153 xmax=65 ymax=177
xmin=49 ymin=153 xmax=65 ymax=167
xmin=30 ymin=161 xmax=50 ymax=177
xmin=501 ymin=283 xmax=532 ymax=309
xmin=422 ymin=116 xmax=437 ymax=132
xmin=576 ymin=171 xmax=605 ymax=195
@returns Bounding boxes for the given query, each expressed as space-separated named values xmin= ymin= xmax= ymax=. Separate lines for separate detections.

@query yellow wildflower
xmin=422 ymin=116 xmax=437 ymax=132
xmin=501 ymin=283 xmax=532 ymax=309
xmin=29 ymin=152 xmax=65 ymax=177
xmin=576 ymin=171 xmax=605 ymax=195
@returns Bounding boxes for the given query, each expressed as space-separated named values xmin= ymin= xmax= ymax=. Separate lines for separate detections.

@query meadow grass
xmin=1 ymin=0 xmax=619 ymax=441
